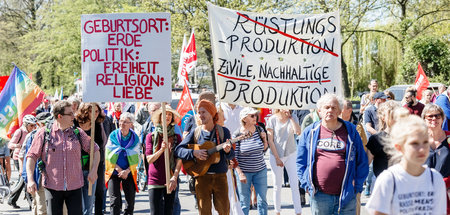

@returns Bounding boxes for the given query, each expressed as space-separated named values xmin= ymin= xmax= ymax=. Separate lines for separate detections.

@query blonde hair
xmin=393 ymin=107 xmax=410 ymax=122
xmin=385 ymin=115 xmax=428 ymax=165
xmin=377 ymin=100 xmax=401 ymax=132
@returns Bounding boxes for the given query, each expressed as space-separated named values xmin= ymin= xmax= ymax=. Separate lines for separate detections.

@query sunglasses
xmin=247 ymin=114 xmax=257 ymax=118
xmin=425 ymin=114 xmax=442 ymax=120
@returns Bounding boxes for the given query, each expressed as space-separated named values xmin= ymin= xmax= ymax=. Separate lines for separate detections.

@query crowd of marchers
xmin=0 ymin=82 xmax=449 ymax=215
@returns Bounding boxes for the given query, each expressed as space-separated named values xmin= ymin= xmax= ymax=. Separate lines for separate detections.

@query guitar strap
xmin=215 ymin=125 xmax=221 ymax=146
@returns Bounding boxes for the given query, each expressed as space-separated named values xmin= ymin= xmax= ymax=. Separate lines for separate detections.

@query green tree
xmin=142 ymin=0 xmax=296 ymax=92
xmin=401 ymin=36 xmax=450 ymax=84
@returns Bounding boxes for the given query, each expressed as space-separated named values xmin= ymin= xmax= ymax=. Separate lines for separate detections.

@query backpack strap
xmin=255 ymin=125 xmax=265 ymax=142
xmin=389 ymin=170 xmax=396 ymax=204
xmin=429 ymin=168 xmax=434 ymax=185
xmin=43 ymin=123 xmax=52 ymax=165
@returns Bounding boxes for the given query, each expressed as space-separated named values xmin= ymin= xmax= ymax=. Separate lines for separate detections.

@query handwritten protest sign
xmin=81 ymin=13 xmax=171 ymax=102
xmin=207 ymin=3 xmax=342 ymax=109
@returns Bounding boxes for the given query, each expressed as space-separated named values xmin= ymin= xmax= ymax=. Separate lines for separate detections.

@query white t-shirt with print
xmin=366 ymin=164 xmax=446 ymax=215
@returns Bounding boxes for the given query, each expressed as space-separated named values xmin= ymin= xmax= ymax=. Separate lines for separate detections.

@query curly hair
xmin=75 ymin=102 xmax=105 ymax=124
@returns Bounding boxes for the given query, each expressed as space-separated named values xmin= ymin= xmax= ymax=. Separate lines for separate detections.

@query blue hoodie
xmin=296 ymin=118 xmax=368 ymax=211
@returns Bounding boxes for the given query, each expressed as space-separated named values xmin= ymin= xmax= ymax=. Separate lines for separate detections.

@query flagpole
xmin=184 ymin=79 xmax=197 ymax=119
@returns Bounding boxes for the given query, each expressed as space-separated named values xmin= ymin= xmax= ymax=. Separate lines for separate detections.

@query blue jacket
xmin=296 ymin=118 xmax=368 ymax=210
xmin=435 ymin=94 xmax=450 ymax=131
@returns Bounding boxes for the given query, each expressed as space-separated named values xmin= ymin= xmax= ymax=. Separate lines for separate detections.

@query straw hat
xmin=151 ymin=105 xmax=181 ymax=125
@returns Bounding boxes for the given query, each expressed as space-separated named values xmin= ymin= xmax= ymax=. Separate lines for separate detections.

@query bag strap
xmin=17 ymin=130 xmax=24 ymax=145
xmin=389 ymin=170 xmax=396 ymax=204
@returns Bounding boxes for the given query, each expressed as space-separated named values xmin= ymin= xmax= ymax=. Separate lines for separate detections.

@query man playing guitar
xmin=175 ymin=99 xmax=234 ymax=215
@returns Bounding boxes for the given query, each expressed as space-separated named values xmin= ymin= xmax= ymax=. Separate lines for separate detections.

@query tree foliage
xmin=401 ymin=36 xmax=450 ymax=83
xmin=0 ymin=0 xmax=448 ymax=97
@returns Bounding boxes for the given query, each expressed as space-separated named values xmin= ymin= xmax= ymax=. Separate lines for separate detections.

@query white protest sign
xmin=81 ymin=13 xmax=171 ymax=102
xmin=208 ymin=3 xmax=342 ymax=109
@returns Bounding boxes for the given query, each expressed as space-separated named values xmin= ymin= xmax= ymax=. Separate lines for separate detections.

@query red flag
xmin=0 ymin=76 xmax=9 ymax=93
xmin=414 ymin=62 xmax=430 ymax=100
xmin=177 ymin=30 xmax=197 ymax=86
xmin=176 ymin=83 xmax=194 ymax=125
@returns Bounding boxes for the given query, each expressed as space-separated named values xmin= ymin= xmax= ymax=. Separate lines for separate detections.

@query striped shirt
xmin=234 ymin=130 xmax=266 ymax=173
xmin=27 ymin=123 xmax=99 ymax=191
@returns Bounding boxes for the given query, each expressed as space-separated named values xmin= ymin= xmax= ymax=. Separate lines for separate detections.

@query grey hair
xmin=67 ymin=96 xmax=81 ymax=106
xmin=316 ymin=93 xmax=344 ymax=110
xmin=343 ymin=99 xmax=352 ymax=110
xmin=120 ymin=112 xmax=136 ymax=124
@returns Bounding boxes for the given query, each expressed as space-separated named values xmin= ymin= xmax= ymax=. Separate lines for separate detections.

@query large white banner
xmin=208 ymin=3 xmax=342 ymax=109
xmin=81 ymin=13 xmax=171 ymax=102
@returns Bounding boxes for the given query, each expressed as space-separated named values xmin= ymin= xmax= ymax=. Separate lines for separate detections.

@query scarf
xmin=152 ymin=124 xmax=176 ymax=172
xmin=113 ymin=111 xmax=121 ymax=120
xmin=104 ymin=129 xmax=140 ymax=191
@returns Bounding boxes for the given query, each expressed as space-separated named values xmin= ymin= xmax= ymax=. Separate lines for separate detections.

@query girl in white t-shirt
xmin=366 ymin=115 xmax=447 ymax=215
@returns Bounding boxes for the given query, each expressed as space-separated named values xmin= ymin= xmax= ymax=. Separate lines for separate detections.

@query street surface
xmin=1 ymin=154 xmax=370 ymax=214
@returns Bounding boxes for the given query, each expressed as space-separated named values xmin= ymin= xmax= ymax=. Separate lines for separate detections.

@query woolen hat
xmin=197 ymin=100 xmax=218 ymax=123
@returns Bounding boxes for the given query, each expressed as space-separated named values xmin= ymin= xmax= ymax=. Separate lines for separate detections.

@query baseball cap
xmin=239 ymin=107 xmax=258 ymax=121
xmin=373 ymin=92 xmax=387 ymax=99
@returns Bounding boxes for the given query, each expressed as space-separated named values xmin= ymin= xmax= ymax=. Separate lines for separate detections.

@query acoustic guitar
xmin=182 ymin=133 xmax=251 ymax=177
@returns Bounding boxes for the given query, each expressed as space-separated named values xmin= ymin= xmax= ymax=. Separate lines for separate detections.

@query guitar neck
xmin=207 ymin=144 xmax=224 ymax=155
xmin=206 ymin=138 xmax=241 ymax=155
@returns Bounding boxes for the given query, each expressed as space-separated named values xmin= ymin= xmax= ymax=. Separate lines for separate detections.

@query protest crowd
xmin=0 ymin=4 xmax=448 ymax=215
xmin=0 ymin=81 xmax=448 ymax=215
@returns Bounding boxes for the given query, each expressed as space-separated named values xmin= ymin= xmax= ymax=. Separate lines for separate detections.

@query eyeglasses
xmin=61 ymin=112 xmax=74 ymax=116
xmin=425 ymin=114 xmax=442 ymax=120
xmin=119 ymin=120 xmax=132 ymax=124
xmin=247 ymin=114 xmax=257 ymax=118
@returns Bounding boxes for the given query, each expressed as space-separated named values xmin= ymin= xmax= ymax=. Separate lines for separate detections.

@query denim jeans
xmin=82 ymin=170 xmax=97 ymax=215
xmin=365 ymin=163 xmax=374 ymax=194
xmin=236 ymin=168 xmax=268 ymax=215
xmin=173 ymin=178 xmax=181 ymax=215
xmin=310 ymin=191 xmax=356 ymax=215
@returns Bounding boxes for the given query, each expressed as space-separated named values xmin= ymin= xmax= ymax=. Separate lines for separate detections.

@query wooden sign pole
xmin=161 ymin=103 xmax=171 ymax=194
xmin=88 ymin=104 xmax=96 ymax=196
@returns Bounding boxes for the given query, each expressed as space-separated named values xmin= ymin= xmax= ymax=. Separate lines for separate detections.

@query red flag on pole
xmin=176 ymin=83 xmax=194 ymax=125
xmin=0 ymin=76 xmax=9 ymax=93
xmin=414 ymin=62 xmax=430 ymax=100
xmin=177 ymin=30 xmax=197 ymax=86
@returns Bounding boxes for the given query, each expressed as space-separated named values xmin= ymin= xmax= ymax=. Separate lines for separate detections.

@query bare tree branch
xmin=346 ymin=29 xmax=402 ymax=43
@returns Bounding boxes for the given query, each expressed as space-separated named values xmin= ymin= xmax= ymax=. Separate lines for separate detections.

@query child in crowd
xmin=366 ymin=115 xmax=446 ymax=214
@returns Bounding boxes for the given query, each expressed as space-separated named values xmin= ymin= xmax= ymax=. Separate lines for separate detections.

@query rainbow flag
xmin=0 ymin=66 xmax=45 ymax=139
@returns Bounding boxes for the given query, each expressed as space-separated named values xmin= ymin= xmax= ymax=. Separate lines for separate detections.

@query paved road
xmin=1 ymin=155 xmax=371 ymax=214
